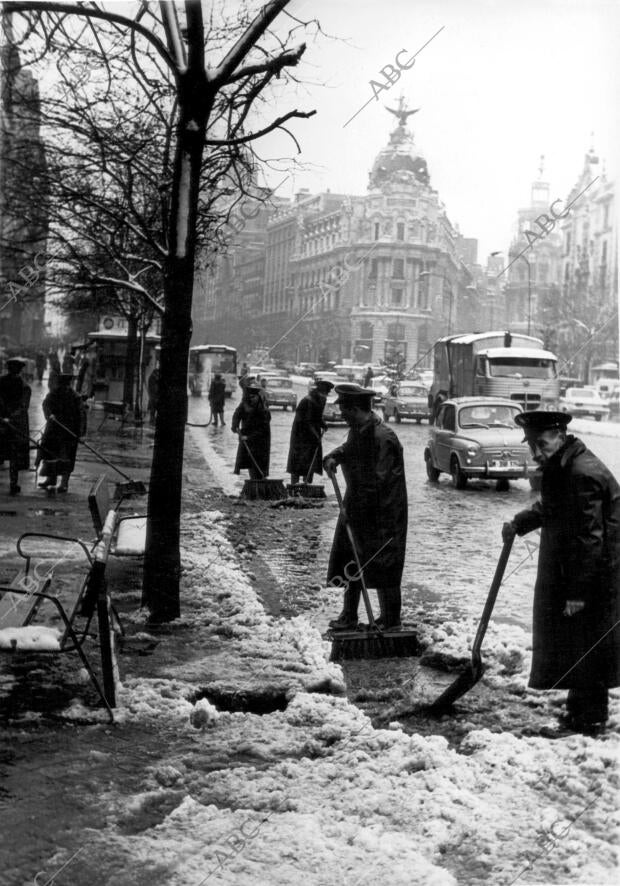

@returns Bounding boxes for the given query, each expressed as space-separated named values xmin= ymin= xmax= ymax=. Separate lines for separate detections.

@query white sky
xmin=254 ymin=0 xmax=620 ymax=261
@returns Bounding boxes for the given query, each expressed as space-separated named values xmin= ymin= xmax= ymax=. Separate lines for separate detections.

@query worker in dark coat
xmin=48 ymin=350 xmax=61 ymax=391
xmin=0 ymin=357 xmax=31 ymax=495
xmin=35 ymin=351 xmax=47 ymax=384
xmin=503 ymin=410 xmax=620 ymax=734
xmin=324 ymin=384 xmax=408 ymax=630
xmin=208 ymin=373 xmax=226 ymax=427
xmin=231 ymin=383 xmax=271 ymax=479
xmin=38 ymin=373 xmax=87 ymax=493
xmin=287 ymin=379 xmax=332 ymax=484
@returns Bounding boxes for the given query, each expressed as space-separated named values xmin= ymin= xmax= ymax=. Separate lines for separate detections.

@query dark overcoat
xmin=39 ymin=386 xmax=86 ymax=474
xmin=286 ymin=391 xmax=326 ymax=477
xmin=513 ymin=436 xmax=620 ymax=690
xmin=0 ymin=374 xmax=31 ymax=470
xmin=231 ymin=400 xmax=271 ymax=476
xmin=208 ymin=378 xmax=226 ymax=409
xmin=326 ymin=414 xmax=408 ymax=588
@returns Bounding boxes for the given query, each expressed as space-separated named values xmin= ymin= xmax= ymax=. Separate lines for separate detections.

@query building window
xmin=369 ymin=258 xmax=378 ymax=278
xmin=396 ymin=222 xmax=405 ymax=241
xmin=392 ymin=288 xmax=403 ymax=306
xmin=374 ymin=222 xmax=380 ymax=240
xmin=392 ymin=258 xmax=404 ymax=278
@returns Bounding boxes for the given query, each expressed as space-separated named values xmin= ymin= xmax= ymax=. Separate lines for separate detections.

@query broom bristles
xmin=286 ymin=483 xmax=326 ymax=499
xmin=241 ymin=479 xmax=287 ymax=500
xmin=330 ymin=628 xmax=419 ymax=661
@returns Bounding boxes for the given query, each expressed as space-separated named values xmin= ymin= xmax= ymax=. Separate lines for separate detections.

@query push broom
xmin=328 ymin=470 xmax=418 ymax=660
xmin=240 ymin=439 xmax=287 ymax=501
xmin=49 ymin=416 xmax=147 ymax=495
xmin=286 ymin=432 xmax=326 ymax=500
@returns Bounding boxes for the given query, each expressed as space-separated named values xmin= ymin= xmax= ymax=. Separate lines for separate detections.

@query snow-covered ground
xmin=50 ymin=506 xmax=619 ymax=886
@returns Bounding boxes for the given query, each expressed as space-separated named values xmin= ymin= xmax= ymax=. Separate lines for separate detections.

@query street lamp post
xmin=520 ymin=255 xmax=532 ymax=336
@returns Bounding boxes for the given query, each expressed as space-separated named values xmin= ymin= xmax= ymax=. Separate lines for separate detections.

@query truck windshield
xmin=488 ymin=357 xmax=556 ymax=379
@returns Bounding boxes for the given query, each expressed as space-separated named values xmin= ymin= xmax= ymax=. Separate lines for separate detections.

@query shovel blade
xmin=427 ymin=662 xmax=484 ymax=712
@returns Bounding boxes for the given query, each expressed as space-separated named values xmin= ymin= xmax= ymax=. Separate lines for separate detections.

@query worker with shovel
xmin=502 ymin=410 xmax=620 ymax=735
xmin=38 ymin=373 xmax=87 ymax=493
xmin=287 ymin=378 xmax=332 ymax=486
xmin=0 ymin=357 xmax=31 ymax=495
xmin=323 ymin=383 xmax=408 ymax=631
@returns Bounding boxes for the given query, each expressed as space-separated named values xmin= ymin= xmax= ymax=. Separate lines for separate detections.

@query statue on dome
xmin=386 ymin=95 xmax=420 ymax=128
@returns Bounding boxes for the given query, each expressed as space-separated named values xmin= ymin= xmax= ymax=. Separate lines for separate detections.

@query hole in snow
xmin=190 ymin=687 xmax=289 ymax=715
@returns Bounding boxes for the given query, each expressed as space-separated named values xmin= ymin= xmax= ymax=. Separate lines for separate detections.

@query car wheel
xmin=394 ymin=409 xmax=401 ymax=423
xmin=595 ymin=414 xmax=602 ymax=422
xmin=415 ymin=418 xmax=422 ymax=424
xmin=425 ymin=451 xmax=440 ymax=482
xmin=450 ymin=456 xmax=467 ymax=489
xmin=283 ymin=404 xmax=287 ymax=411
xmin=496 ymin=478 xmax=510 ymax=492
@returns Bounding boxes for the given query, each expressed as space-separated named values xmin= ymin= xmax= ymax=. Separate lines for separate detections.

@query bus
xmin=189 ymin=345 xmax=237 ymax=398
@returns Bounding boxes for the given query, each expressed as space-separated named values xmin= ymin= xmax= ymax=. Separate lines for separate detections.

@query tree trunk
xmin=142 ymin=69 xmax=212 ymax=621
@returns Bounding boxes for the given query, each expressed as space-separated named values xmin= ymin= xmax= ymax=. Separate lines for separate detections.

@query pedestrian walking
xmin=38 ymin=373 xmax=87 ymax=493
xmin=323 ymin=383 xmax=408 ymax=630
xmin=48 ymin=350 xmax=61 ymax=391
xmin=35 ymin=351 xmax=46 ymax=384
xmin=238 ymin=362 xmax=250 ymax=392
xmin=287 ymin=379 xmax=333 ymax=484
xmin=231 ymin=382 xmax=271 ymax=479
xmin=208 ymin=372 xmax=226 ymax=427
xmin=502 ymin=410 xmax=620 ymax=735
xmin=0 ymin=357 xmax=31 ymax=495
xmin=363 ymin=365 xmax=374 ymax=387
xmin=61 ymin=350 xmax=75 ymax=374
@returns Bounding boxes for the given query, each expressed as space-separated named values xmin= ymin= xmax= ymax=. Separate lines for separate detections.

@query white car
xmin=560 ymin=387 xmax=609 ymax=422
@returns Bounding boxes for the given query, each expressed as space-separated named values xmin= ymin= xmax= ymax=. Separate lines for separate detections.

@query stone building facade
xmin=0 ymin=10 xmax=48 ymax=350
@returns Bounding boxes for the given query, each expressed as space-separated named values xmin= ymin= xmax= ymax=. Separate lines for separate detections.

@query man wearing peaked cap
xmin=503 ymin=408 xmax=620 ymax=735
xmin=323 ymin=382 xmax=408 ymax=631
xmin=286 ymin=378 xmax=333 ymax=486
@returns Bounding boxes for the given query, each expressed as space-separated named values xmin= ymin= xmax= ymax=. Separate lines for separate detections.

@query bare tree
xmin=10 ymin=0 xmax=317 ymax=620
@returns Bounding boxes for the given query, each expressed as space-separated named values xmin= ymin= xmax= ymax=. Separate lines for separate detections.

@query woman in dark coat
xmin=231 ymin=384 xmax=271 ymax=479
xmin=323 ymin=384 xmax=408 ymax=630
xmin=38 ymin=373 xmax=87 ymax=492
xmin=286 ymin=380 xmax=332 ymax=484
xmin=0 ymin=357 xmax=31 ymax=495
xmin=505 ymin=411 xmax=620 ymax=732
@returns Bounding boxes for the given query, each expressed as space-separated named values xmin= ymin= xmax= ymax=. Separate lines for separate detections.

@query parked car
xmin=295 ymin=362 xmax=320 ymax=377
xmin=424 ymin=397 xmax=536 ymax=491
xmin=383 ymin=382 xmax=431 ymax=423
xmin=262 ymin=375 xmax=297 ymax=411
xmin=559 ymin=386 xmax=609 ymax=421
xmin=310 ymin=370 xmax=339 ymax=390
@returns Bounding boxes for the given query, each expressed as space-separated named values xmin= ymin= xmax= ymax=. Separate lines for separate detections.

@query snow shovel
xmin=428 ymin=535 xmax=514 ymax=711
xmin=49 ymin=416 xmax=147 ymax=496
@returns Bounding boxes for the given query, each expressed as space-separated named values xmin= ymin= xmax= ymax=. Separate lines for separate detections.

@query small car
xmin=424 ymin=397 xmax=537 ymax=490
xmin=323 ymin=390 xmax=347 ymax=425
xmin=383 ymin=382 xmax=431 ymax=423
xmin=310 ymin=370 xmax=339 ymax=391
xmin=261 ymin=375 xmax=297 ymax=411
xmin=560 ymin=387 xmax=609 ymax=421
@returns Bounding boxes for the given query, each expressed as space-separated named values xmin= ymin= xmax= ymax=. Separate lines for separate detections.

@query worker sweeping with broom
xmin=38 ymin=372 xmax=87 ymax=493
xmin=231 ymin=381 xmax=272 ymax=482
xmin=324 ymin=383 xmax=408 ymax=634
xmin=286 ymin=378 xmax=332 ymax=488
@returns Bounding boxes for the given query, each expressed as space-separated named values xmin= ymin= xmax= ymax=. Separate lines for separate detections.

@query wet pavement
xmin=0 ymin=380 xmax=618 ymax=884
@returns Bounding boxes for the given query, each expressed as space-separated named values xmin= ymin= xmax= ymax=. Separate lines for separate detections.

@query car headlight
xmin=466 ymin=447 xmax=479 ymax=457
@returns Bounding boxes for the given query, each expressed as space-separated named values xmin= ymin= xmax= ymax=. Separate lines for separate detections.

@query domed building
xmin=279 ymin=98 xmax=475 ymax=368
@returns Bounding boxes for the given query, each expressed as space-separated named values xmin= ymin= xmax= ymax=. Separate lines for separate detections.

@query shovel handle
xmin=327 ymin=469 xmax=378 ymax=630
xmin=471 ymin=535 xmax=514 ymax=661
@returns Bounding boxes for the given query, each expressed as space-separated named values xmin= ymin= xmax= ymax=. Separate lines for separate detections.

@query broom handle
xmin=328 ymin=469 xmax=378 ymax=629
xmin=49 ymin=415 xmax=133 ymax=482
xmin=241 ymin=437 xmax=265 ymax=479
xmin=304 ymin=428 xmax=324 ymax=484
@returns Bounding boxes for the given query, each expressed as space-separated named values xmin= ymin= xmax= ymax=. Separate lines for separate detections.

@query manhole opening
xmin=190 ymin=687 xmax=289 ymax=715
